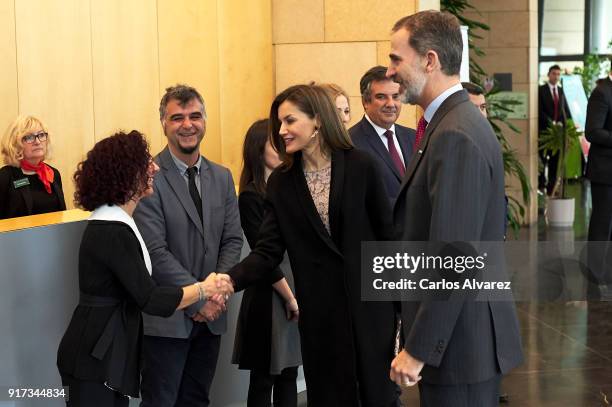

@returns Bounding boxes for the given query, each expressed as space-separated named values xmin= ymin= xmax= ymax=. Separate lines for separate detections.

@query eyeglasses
xmin=22 ymin=132 xmax=48 ymax=144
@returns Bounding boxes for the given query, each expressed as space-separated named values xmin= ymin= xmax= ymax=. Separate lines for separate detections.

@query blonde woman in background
xmin=0 ymin=116 xmax=65 ymax=219
xmin=320 ymin=82 xmax=351 ymax=126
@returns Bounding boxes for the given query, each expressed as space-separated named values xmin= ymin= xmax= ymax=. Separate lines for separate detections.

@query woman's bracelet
xmin=195 ymin=282 xmax=204 ymax=301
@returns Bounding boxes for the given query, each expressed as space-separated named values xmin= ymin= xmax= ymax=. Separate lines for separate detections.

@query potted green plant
xmin=538 ymin=119 xmax=581 ymax=227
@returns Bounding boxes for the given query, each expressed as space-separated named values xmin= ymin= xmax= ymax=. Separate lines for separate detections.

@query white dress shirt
xmin=423 ymin=83 xmax=464 ymax=123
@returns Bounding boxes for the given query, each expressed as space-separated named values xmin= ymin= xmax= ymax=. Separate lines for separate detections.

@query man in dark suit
xmin=386 ymin=11 xmax=523 ymax=406
xmin=350 ymin=65 xmax=416 ymax=204
xmin=586 ymin=65 xmax=612 ymax=294
xmin=539 ymin=64 xmax=572 ymax=195
xmin=134 ymin=84 xmax=243 ymax=406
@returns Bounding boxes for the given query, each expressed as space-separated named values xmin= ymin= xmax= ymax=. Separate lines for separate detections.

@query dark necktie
xmin=552 ymin=87 xmax=559 ymax=122
xmin=186 ymin=166 xmax=203 ymax=224
xmin=414 ymin=116 xmax=428 ymax=150
xmin=384 ymin=130 xmax=405 ymax=177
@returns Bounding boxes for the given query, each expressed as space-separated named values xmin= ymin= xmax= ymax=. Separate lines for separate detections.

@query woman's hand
xmin=285 ymin=298 xmax=299 ymax=321
xmin=200 ymin=272 xmax=234 ymax=299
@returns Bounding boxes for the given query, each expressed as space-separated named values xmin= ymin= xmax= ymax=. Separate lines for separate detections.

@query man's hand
xmin=192 ymin=294 xmax=227 ymax=323
xmin=389 ymin=349 xmax=424 ymax=387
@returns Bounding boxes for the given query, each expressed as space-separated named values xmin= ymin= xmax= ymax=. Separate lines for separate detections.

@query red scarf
xmin=20 ymin=160 xmax=54 ymax=194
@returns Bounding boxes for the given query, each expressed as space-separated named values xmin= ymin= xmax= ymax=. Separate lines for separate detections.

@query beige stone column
xmin=467 ymin=0 xmax=539 ymax=225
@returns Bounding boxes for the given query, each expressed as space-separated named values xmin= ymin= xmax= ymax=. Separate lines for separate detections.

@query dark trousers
xmin=140 ymin=323 xmax=221 ymax=407
xmin=539 ymin=149 xmax=559 ymax=195
xmin=247 ymin=366 xmax=298 ymax=407
xmin=587 ymin=183 xmax=612 ymax=293
xmin=61 ymin=374 xmax=128 ymax=407
xmin=418 ymin=375 xmax=501 ymax=407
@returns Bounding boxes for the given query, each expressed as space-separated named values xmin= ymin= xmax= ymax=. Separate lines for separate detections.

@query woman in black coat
xmin=0 ymin=116 xmax=66 ymax=219
xmin=227 ymin=85 xmax=399 ymax=406
xmin=56 ymin=131 xmax=233 ymax=407
xmin=233 ymin=119 xmax=301 ymax=407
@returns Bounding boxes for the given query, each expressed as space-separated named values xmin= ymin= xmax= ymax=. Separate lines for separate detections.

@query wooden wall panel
xmin=218 ymin=0 xmax=274 ymax=179
xmin=157 ymin=0 xmax=222 ymax=161
xmin=90 ymin=0 xmax=161 ymax=152
xmin=15 ymin=0 xmax=95 ymax=208
xmin=0 ymin=0 xmax=18 ymax=136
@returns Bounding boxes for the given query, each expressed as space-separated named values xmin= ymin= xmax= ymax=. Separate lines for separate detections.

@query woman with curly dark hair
xmin=56 ymin=131 xmax=233 ymax=407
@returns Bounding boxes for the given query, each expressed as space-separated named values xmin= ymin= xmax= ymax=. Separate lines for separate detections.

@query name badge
xmin=13 ymin=178 xmax=30 ymax=189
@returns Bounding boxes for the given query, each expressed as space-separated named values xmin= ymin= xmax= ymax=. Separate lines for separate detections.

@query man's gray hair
xmin=159 ymin=84 xmax=206 ymax=121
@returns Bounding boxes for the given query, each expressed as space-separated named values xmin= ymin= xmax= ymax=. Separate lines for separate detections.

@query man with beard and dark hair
xmin=134 ymin=84 xmax=243 ymax=406
xmin=385 ymin=11 xmax=523 ymax=406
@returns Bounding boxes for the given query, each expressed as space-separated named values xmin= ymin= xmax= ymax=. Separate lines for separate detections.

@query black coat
xmin=0 ymin=165 xmax=66 ymax=219
xmin=233 ymin=184 xmax=273 ymax=369
xmin=228 ymin=149 xmax=398 ymax=406
xmin=586 ymin=77 xmax=612 ymax=185
xmin=57 ymin=221 xmax=182 ymax=398
xmin=350 ymin=117 xmax=415 ymax=204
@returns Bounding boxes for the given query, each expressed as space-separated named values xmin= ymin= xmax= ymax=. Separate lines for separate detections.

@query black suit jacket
xmin=393 ymin=90 xmax=524 ymax=385
xmin=229 ymin=149 xmax=398 ymax=406
xmin=538 ymin=83 xmax=571 ymax=133
xmin=586 ymin=77 xmax=612 ymax=185
xmin=0 ymin=164 xmax=66 ymax=219
xmin=350 ymin=117 xmax=415 ymax=204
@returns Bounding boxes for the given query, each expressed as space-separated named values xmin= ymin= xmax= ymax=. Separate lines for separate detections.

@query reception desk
xmin=0 ymin=210 xmax=303 ymax=406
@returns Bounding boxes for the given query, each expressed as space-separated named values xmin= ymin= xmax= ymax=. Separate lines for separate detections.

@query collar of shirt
xmin=548 ymin=82 xmax=559 ymax=94
xmin=169 ymin=149 xmax=202 ymax=176
xmin=365 ymin=114 xmax=396 ymax=137
xmin=424 ymin=83 xmax=464 ymax=123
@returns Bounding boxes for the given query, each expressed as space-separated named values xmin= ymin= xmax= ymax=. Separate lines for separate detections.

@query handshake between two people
xmin=192 ymin=272 xmax=234 ymax=323
xmin=190 ymin=273 xmax=300 ymax=324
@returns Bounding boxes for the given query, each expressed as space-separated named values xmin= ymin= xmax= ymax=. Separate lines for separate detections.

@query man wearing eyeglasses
xmin=0 ymin=115 xmax=66 ymax=219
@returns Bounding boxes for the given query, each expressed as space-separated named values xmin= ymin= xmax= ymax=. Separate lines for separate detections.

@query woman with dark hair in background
xmin=56 ymin=131 xmax=233 ymax=407
xmin=233 ymin=119 xmax=301 ymax=407
xmin=226 ymin=85 xmax=399 ymax=406
xmin=0 ymin=115 xmax=65 ymax=219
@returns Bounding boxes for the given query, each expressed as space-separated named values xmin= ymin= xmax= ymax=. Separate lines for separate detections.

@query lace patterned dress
xmin=303 ymin=166 xmax=332 ymax=234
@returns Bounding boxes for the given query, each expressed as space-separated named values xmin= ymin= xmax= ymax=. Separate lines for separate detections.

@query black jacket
xmin=0 ymin=165 xmax=66 ymax=219
xmin=229 ymin=149 xmax=398 ymax=406
xmin=57 ymin=221 xmax=182 ymax=397
xmin=350 ymin=117 xmax=415 ymax=204
xmin=538 ymin=83 xmax=571 ymax=133
xmin=586 ymin=77 xmax=612 ymax=185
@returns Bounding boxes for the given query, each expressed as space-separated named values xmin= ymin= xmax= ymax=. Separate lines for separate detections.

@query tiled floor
xmin=400 ymin=180 xmax=612 ymax=406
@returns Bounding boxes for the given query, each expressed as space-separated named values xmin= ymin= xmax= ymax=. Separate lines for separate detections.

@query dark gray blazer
xmin=349 ymin=117 xmax=415 ymax=204
xmin=393 ymin=90 xmax=523 ymax=385
xmin=134 ymin=147 xmax=243 ymax=338
xmin=586 ymin=77 xmax=612 ymax=185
